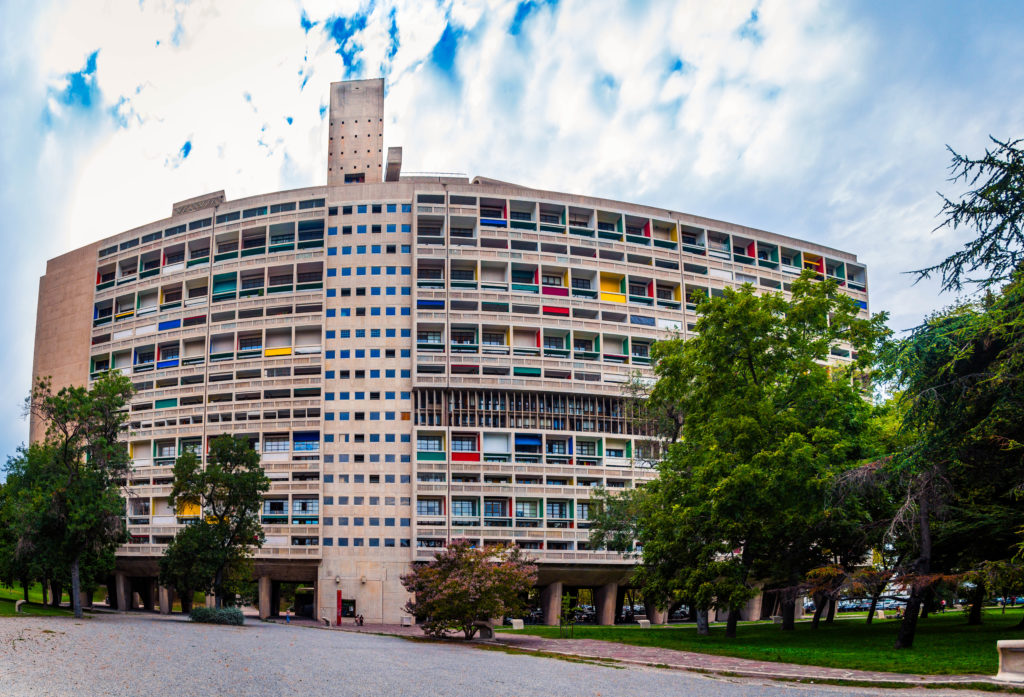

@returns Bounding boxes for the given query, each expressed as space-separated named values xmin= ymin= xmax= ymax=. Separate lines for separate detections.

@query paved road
xmin=0 ymin=614 xmax=995 ymax=697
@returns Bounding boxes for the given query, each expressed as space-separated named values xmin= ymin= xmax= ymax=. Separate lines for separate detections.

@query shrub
xmin=189 ymin=607 xmax=244 ymax=625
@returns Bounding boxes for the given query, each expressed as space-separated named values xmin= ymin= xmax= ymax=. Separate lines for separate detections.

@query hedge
xmin=189 ymin=607 xmax=245 ymax=625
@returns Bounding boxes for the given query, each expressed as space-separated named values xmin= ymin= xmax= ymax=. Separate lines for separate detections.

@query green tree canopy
xmin=159 ymin=434 xmax=269 ymax=607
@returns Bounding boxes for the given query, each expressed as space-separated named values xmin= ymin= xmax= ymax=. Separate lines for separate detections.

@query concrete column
xmin=115 ymin=572 xmax=129 ymax=613
xmin=595 ymin=583 xmax=618 ymax=626
xmin=645 ymin=603 xmax=667 ymax=624
xmin=79 ymin=591 xmax=93 ymax=609
xmin=258 ymin=576 xmax=272 ymax=619
xmin=204 ymin=593 xmax=216 ymax=609
xmin=540 ymin=582 xmax=563 ymax=626
xmin=158 ymin=586 xmax=173 ymax=615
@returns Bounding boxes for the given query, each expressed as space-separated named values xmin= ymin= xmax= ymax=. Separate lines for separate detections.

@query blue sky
xmin=0 ymin=0 xmax=1022 ymax=460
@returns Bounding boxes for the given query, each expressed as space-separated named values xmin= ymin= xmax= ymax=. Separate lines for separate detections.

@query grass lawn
xmin=0 ymin=582 xmax=106 ymax=606
xmin=0 ymin=597 xmax=72 ymax=617
xmin=500 ymin=608 xmax=1024 ymax=675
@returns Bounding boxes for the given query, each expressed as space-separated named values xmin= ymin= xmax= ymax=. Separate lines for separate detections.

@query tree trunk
xmin=180 ymin=591 xmax=193 ymax=613
xmin=42 ymin=577 xmax=49 ymax=606
xmin=895 ymin=495 xmax=931 ymax=650
xmin=825 ymin=595 xmax=837 ymax=624
xmin=920 ymin=587 xmax=932 ymax=619
xmin=21 ymin=578 xmax=30 ymax=603
xmin=71 ymin=555 xmax=83 ymax=619
xmin=781 ymin=597 xmax=796 ymax=631
xmin=725 ymin=607 xmax=740 ymax=638
xmin=50 ymin=580 xmax=62 ymax=607
xmin=214 ymin=568 xmax=224 ymax=609
xmin=695 ymin=608 xmax=709 ymax=636
xmin=866 ymin=593 xmax=879 ymax=625
xmin=811 ymin=592 xmax=826 ymax=629
xmin=967 ymin=580 xmax=985 ymax=625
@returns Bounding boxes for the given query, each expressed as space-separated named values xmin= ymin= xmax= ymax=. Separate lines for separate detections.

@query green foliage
xmin=188 ymin=606 xmax=245 ymax=625
xmin=159 ymin=435 xmax=269 ymax=607
xmin=0 ymin=372 xmax=133 ymax=618
xmin=592 ymin=272 xmax=890 ymax=636
xmin=401 ymin=539 xmax=537 ymax=639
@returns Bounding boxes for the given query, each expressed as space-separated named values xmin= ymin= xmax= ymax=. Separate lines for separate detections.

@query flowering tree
xmin=401 ymin=539 xmax=537 ymax=639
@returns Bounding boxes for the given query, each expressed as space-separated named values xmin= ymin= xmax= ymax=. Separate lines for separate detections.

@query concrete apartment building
xmin=31 ymin=78 xmax=869 ymax=625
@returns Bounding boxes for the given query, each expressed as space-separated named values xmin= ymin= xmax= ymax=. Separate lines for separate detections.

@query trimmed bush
xmin=189 ymin=607 xmax=244 ymax=625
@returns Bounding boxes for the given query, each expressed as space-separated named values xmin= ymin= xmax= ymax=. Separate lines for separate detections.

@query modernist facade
xmin=31 ymin=78 xmax=869 ymax=624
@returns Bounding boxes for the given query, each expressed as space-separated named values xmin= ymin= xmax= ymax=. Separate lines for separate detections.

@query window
xmin=451 ymin=436 xmax=476 ymax=452
xmin=484 ymin=500 xmax=506 ymax=517
xmin=577 ymin=441 xmax=596 ymax=456
xmin=543 ymin=336 xmax=563 ymax=350
xmin=577 ymin=502 xmax=591 ymax=520
xmin=450 ymin=269 xmax=474 ymax=281
xmin=264 ymin=436 xmax=289 ymax=452
xmin=417 ymin=436 xmax=442 ymax=451
xmin=546 ymin=501 xmax=568 ymax=518
xmin=451 ymin=500 xmax=476 ymax=517
xmin=629 ymin=283 xmax=647 ymax=296
xmin=418 ymin=331 xmax=442 ymax=344
xmin=416 ymin=499 xmax=442 ymax=516
xmin=571 ymin=277 xmax=591 ymax=290
xmin=632 ymin=343 xmax=650 ymax=358
xmin=542 ymin=274 xmax=562 ymax=286
xmin=515 ymin=501 xmax=538 ymax=518
xmin=573 ymin=339 xmax=593 ymax=352
xmin=547 ymin=440 xmax=567 ymax=454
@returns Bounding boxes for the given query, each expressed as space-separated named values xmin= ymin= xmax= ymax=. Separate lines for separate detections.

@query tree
xmin=400 ymin=539 xmax=537 ymax=639
xmin=867 ymin=137 xmax=1024 ymax=648
xmin=14 ymin=373 xmax=133 ymax=618
xmin=592 ymin=272 xmax=889 ymax=637
xmin=159 ymin=435 xmax=269 ymax=607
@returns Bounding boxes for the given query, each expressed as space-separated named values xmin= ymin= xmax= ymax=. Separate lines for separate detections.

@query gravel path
xmin=0 ymin=614 xmax=998 ymax=697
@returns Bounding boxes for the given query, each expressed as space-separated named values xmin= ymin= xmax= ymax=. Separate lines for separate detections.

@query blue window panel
xmin=630 ymin=314 xmax=656 ymax=326
xmin=401 ymin=266 xmax=411 ymax=274
xmin=327 ymin=268 xmax=337 ymax=277
xmin=356 ymin=245 xmax=366 ymax=253
xmin=325 ymin=330 xmax=335 ymax=339
xmin=372 ymin=245 xmax=381 ymax=253
xmin=386 ymin=287 xmax=396 ymax=296
xmin=856 ymin=300 xmax=868 ymax=309
xmin=324 ymin=434 xmax=335 ymax=442
xmin=385 ymin=518 xmax=395 ymax=526
xmin=324 ymin=474 xmax=334 ymax=483
xmin=355 ymin=391 xmax=365 ymax=399
xmin=326 ymin=309 xmax=336 ymax=318
xmin=355 ymin=349 xmax=365 ymax=358
xmin=370 ymin=517 xmax=380 ymax=526
xmin=401 ymin=204 xmax=411 ymax=213
xmin=400 ymin=455 xmax=412 ymax=464
xmin=355 ymin=329 xmax=365 ymax=337
xmin=327 ymin=289 xmax=336 ymax=297
xmin=387 ymin=204 xmax=397 ymax=213
xmin=401 ymin=329 xmax=411 ymax=337
xmin=400 ymin=518 xmax=411 ymax=526
xmin=370 ymin=349 xmax=380 ymax=358
xmin=371 ymin=307 xmax=381 ymax=315
xmin=325 ymin=413 xmax=334 ymax=420
xmin=325 ymin=370 xmax=335 ymax=378
xmin=340 ymin=308 xmax=350 ymax=316
xmin=401 ymin=308 xmax=411 ymax=316
xmin=385 ymin=391 xmax=395 ymax=399
xmin=340 ymin=413 xmax=350 ymax=420
xmin=357 ymin=205 xmax=367 ymax=213
xmin=401 ymin=245 xmax=410 ymax=253
xmin=369 ymin=539 xmax=380 ymax=547
xmin=342 ymin=268 xmax=351 ymax=276
xmin=328 ymin=226 xmax=337 ymax=236
xmin=401 ymin=288 xmax=411 ymax=295
xmin=400 ymin=437 xmax=410 ymax=444
xmin=385 ymin=434 xmax=395 ymax=442
xmin=326 ymin=392 xmax=335 ymax=400
xmin=356 ymin=267 xmax=366 ymax=276
xmin=401 ymin=224 xmax=411 ymax=232
xmin=324 ymin=497 xmax=334 ymax=506
xmin=340 ymin=330 xmax=351 ymax=338
xmin=386 ymin=266 xmax=396 ymax=274
xmin=325 ymin=350 xmax=335 ymax=359
xmin=370 ymin=370 xmax=381 ymax=378
xmin=342 ymin=246 xmax=352 ymax=254
xmin=386 ymin=224 xmax=396 ymax=233
xmin=386 ymin=329 xmax=396 ymax=337
xmin=401 ymin=370 xmax=411 ymax=378
xmin=385 ymin=369 xmax=395 ymax=378
xmin=337 ymin=538 xmax=348 ymax=547
xmin=323 ymin=538 xmax=333 ymax=546
xmin=401 ymin=391 xmax=410 ymax=399
xmin=385 ymin=474 xmax=395 ymax=483
xmin=371 ymin=287 xmax=381 ymax=295
xmin=386 ymin=307 xmax=395 ymax=315
xmin=328 ymin=247 xmax=337 ymax=256
xmin=371 ymin=329 xmax=381 ymax=338
xmin=369 ymin=434 xmax=380 ymax=442
xmin=340 ymin=350 xmax=351 ymax=358
xmin=370 ymin=266 xmax=380 ymax=274
xmin=339 ymin=391 xmax=350 ymax=399
xmin=385 ymin=412 xmax=395 ymax=420
xmin=158 ymin=319 xmax=181 ymax=331
xmin=357 ymin=225 xmax=367 ymax=234
xmin=401 ymin=349 xmax=411 ymax=358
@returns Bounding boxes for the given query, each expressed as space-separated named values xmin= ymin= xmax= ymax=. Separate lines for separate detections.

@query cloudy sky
xmin=0 ymin=0 xmax=1022 ymax=457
